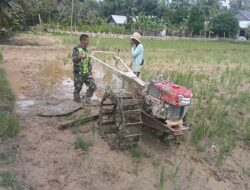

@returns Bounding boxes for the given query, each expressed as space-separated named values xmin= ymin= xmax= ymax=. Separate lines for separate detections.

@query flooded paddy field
xmin=0 ymin=33 xmax=249 ymax=190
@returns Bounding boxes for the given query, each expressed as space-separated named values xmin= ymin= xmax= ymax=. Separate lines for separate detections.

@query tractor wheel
xmin=98 ymin=91 xmax=143 ymax=149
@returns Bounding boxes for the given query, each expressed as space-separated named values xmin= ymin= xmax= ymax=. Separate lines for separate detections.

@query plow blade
xmin=141 ymin=112 xmax=189 ymax=136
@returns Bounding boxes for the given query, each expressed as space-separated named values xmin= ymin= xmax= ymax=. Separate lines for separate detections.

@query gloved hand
xmin=78 ymin=51 xmax=87 ymax=60
xmin=79 ymin=54 xmax=87 ymax=60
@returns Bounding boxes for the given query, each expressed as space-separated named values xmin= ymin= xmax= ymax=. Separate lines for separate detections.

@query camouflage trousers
xmin=74 ymin=74 xmax=97 ymax=98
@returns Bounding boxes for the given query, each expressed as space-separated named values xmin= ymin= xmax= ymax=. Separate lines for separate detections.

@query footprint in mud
xmin=48 ymin=179 xmax=62 ymax=189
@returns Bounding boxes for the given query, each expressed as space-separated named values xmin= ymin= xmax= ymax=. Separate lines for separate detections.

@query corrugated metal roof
xmin=111 ymin=15 xmax=127 ymax=24
xmin=240 ymin=10 xmax=250 ymax=19
xmin=238 ymin=10 xmax=250 ymax=21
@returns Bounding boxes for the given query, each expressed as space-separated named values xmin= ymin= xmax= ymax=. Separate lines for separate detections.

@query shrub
xmin=210 ymin=12 xmax=239 ymax=38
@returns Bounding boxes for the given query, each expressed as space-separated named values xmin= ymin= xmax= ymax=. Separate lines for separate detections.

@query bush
xmin=210 ymin=12 xmax=239 ymax=38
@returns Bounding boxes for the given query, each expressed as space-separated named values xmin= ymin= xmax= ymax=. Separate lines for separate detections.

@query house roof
xmin=234 ymin=10 xmax=250 ymax=21
xmin=239 ymin=21 xmax=250 ymax=28
xmin=110 ymin=15 xmax=127 ymax=24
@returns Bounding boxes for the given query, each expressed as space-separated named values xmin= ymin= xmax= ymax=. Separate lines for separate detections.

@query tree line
xmin=1 ymin=0 xmax=250 ymax=38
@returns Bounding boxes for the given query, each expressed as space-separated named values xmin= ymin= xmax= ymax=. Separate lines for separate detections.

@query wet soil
xmin=0 ymin=34 xmax=249 ymax=190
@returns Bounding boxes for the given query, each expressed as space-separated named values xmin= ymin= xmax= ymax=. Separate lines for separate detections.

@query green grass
xmin=156 ymin=167 xmax=167 ymax=190
xmin=0 ymin=51 xmax=19 ymax=139
xmin=242 ymin=167 xmax=250 ymax=177
xmin=152 ymin=157 xmax=161 ymax=168
xmin=0 ymin=151 xmax=16 ymax=166
xmin=0 ymin=171 xmax=29 ymax=190
xmin=0 ymin=51 xmax=2 ymax=63
xmin=91 ymin=122 xmax=97 ymax=136
xmin=69 ymin=117 xmax=89 ymax=134
xmin=244 ymin=124 xmax=250 ymax=145
xmin=129 ymin=146 xmax=153 ymax=160
xmin=187 ymin=167 xmax=195 ymax=181
xmin=74 ymin=136 xmax=93 ymax=152
xmin=0 ymin=171 xmax=15 ymax=188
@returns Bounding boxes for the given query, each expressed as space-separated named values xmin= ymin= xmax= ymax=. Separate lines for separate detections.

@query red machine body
xmin=150 ymin=81 xmax=193 ymax=106
xmin=143 ymin=81 xmax=193 ymax=135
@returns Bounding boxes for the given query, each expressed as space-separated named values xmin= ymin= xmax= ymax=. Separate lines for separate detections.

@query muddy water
xmin=36 ymin=60 xmax=73 ymax=98
xmin=16 ymin=53 xmax=132 ymax=110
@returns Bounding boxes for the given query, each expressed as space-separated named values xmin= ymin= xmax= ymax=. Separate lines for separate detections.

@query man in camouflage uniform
xmin=72 ymin=34 xmax=97 ymax=102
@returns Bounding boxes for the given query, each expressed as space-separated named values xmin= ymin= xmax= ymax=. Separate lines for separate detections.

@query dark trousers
xmin=134 ymin=72 xmax=140 ymax=77
xmin=74 ymin=74 xmax=97 ymax=98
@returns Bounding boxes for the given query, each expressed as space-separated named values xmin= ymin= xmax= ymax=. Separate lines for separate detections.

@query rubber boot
xmin=85 ymin=97 xmax=91 ymax=104
xmin=85 ymin=88 xmax=94 ymax=102
xmin=73 ymin=92 xmax=80 ymax=103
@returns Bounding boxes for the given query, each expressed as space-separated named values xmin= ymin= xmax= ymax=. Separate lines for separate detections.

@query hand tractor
xmin=90 ymin=51 xmax=193 ymax=149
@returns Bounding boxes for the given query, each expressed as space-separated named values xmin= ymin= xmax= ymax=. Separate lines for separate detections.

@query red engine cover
xmin=153 ymin=81 xmax=193 ymax=106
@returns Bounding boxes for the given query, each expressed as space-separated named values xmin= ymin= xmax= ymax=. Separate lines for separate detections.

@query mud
xmin=0 ymin=34 xmax=249 ymax=190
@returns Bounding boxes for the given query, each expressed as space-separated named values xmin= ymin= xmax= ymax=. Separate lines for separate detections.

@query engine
xmin=144 ymin=81 xmax=193 ymax=121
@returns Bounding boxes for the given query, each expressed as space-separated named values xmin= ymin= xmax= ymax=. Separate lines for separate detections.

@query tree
xmin=101 ymin=0 xmax=161 ymax=17
xmin=230 ymin=0 xmax=250 ymax=11
xmin=197 ymin=0 xmax=226 ymax=21
xmin=0 ymin=0 xmax=11 ymax=29
xmin=210 ymin=12 xmax=239 ymax=37
xmin=188 ymin=6 xmax=205 ymax=35
xmin=0 ymin=1 xmax=24 ymax=31
xmin=58 ymin=0 xmax=80 ymax=25
xmin=15 ymin=0 xmax=58 ymax=25
xmin=136 ymin=0 xmax=160 ymax=16
xmin=133 ymin=12 xmax=164 ymax=35
xmin=170 ymin=0 xmax=190 ymax=24
xmin=230 ymin=0 xmax=244 ymax=11
xmin=101 ymin=0 xmax=138 ymax=17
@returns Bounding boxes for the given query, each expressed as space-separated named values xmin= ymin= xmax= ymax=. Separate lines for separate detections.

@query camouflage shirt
xmin=72 ymin=45 xmax=92 ymax=75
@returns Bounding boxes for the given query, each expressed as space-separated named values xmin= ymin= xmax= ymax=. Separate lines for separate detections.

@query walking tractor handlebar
xmin=90 ymin=51 xmax=145 ymax=87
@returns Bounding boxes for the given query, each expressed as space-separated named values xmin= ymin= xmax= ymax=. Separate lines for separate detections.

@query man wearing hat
xmin=130 ymin=32 xmax=144 ymax=77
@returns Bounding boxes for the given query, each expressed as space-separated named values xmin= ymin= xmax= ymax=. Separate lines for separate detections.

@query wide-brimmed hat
xmin=130 ymin=32 xmax=141 ymax=43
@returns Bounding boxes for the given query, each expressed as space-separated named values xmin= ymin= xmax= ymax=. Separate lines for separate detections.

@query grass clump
xmin=187 ymin=167 xmax=195 ymax=180
xmin=0 ymin=51 xmax=19 ymax=139
xmin=129 ymin=146 xmax=153 ymax=160
xmin=0 ymin=151 xmax=16 ymax=166
xmin=242 ymin=167 xmax=250 ymax=177
xmin=74 ymin=136 xmax=93 ymax=152
xmin=156 ymin=167 xmax=167 ymax=190
xmin=0 ymin=113 xmax=19 ymax=139
xmin=0 ymin=171 xmax=29 ymax=190
xmin=129 ymin=146 xmax=153 ymax=175
xmin=0 ymin=51 xmax=2 ymax=63
xmin=244 ymin=129 xmax=250 ymax=145
xmin=0 ymin=171 xmax=14 ymax=188
xmin=243 ymin=119 xmax=250 ymax=146
xmin=152 ymin=157 xmax=161 ymax=168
